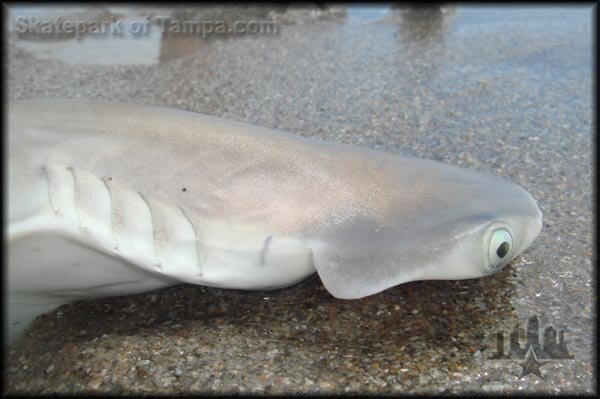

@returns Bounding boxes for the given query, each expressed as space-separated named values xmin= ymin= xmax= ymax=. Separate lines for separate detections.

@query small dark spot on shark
xmin=182 ymin=187 xmax=187 ymax=192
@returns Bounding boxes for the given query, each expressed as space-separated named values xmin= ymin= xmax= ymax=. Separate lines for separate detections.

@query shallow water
xmin=4 ymin=4 xmax=595 ymax=395
xmin=11 ymin=5 xmax=590 ymax=68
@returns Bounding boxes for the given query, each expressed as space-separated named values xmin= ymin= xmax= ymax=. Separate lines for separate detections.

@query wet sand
xmin=4 ymin=5 xmax=596 ymax=395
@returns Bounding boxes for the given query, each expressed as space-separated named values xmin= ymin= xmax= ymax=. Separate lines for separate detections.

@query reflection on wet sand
xmin=387 ymin=4 xmax=457 ymax=44
xmin=8 ymin=5 xmax=289 ymax=65
xmin=9 ymin=5 xmax=459 ymax=65
xmin=158 ymin=34 xmax=205 ymax=63
xmin=156 ymin=6 xmax=281 ymax=63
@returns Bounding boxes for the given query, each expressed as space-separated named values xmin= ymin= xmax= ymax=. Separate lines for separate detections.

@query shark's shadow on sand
xmin=9 ymin=260 xmax=519 ymax=381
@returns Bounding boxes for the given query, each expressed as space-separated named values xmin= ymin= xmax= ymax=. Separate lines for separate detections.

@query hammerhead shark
xmin=6 ymin=99 xmax=542 ymax=341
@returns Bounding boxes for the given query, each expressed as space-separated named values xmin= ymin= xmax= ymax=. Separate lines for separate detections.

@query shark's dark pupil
xmin=497 ymin=242 xmax=510 ymax=258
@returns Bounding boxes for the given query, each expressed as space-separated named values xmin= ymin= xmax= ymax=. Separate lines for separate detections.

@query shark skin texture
xmin=6 ymin=99 xmax=543 ymax=341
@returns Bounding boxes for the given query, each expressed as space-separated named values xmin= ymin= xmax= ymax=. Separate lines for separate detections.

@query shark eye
xmin=487 ymin=228 xmax=513 ymax=269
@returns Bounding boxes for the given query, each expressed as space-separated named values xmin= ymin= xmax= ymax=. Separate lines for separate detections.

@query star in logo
xmin=515 ymin=346 xmax=549 ymax=379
